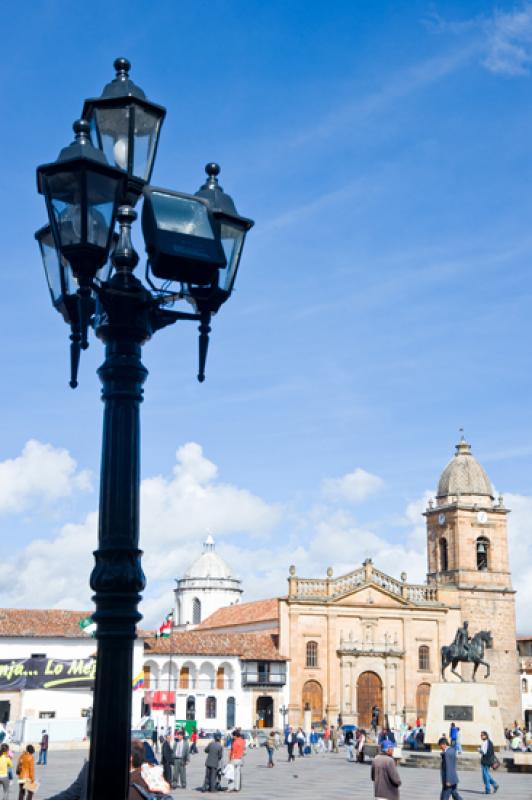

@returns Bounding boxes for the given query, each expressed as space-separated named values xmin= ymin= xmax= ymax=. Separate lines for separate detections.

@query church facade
xmin=279 ymin=437 xmax=521 ymax=729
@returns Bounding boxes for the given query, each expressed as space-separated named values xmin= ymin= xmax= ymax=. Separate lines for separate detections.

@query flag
xmin=158 ymin=611 xmax=173 ymax=638
xmin=132 ymin=671 xmax=144 ymax=691
xmin=79 ymin=615 xmax=96 ymax=636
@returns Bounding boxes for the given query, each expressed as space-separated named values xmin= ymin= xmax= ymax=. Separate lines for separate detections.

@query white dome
xmin=437 ymin=438 xmax=493 ymax=499
xmin=183 ymin=550 xmax=236 ymax=580
xmin=183 ymin=536 xmax=237 ymax=580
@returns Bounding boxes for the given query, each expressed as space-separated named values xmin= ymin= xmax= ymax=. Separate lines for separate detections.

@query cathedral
xmin=172 ymin=436 xmax=521 ymax=730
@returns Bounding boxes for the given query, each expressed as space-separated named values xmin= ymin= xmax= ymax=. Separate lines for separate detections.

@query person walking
xmin=371 ymin=739 xmax=401 ymax=800
xmin=265 ymin=731 xmax=275 ymax=767
xmin=296 ymin=727 xmax=305 ymax=757
xmin=37 ymin=731 xmax=49 ymax=766
xmin=331 ymin=725 xmax=339 ymax=753
xmin=173 ymin=729 xmax=189 ymax=789
xmin=285 ymin=727 xmax=296 ymax=762
xmin=229 ymin=729 xmax=245 ymax=792
xmin=161 ymin=732 xmax=175 ymax=786
xmin=356 ymin=728 xmax=366 ymax=763
xmin=203 ymin=733 xmax=223 ymax=793
xmin=479 ymin=731 xmax=499 ymax=795
xmin=151 ymin=726 xmax=158 ymax=754
xmin=323 ymin=724 xmax=331 ymax=752
xmin=439 ymin=737 xmax=463 ymax=800
xmin=344 ymin=728 xmax=355 ymax=761
xmin=16 ymin=745 xmax=36 ymax=800
xmin=190 ymin=728 xmax=198 ymax=755
xmin=0 ymin=744 xmax=13 ymax=799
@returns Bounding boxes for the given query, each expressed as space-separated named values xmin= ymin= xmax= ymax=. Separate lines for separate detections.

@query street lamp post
xmin=36 ymin=59 xmax=253 ymax=800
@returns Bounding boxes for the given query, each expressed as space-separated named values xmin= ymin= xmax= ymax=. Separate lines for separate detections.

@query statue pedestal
xmin=425 ymin=682 xmax=505 ymax=749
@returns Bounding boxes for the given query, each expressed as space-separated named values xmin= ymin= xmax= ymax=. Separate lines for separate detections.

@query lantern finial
xmin=114 ymin=57 xmax=131 ymax=78
xmin=73 ymin=119 xmax=91 ymax=140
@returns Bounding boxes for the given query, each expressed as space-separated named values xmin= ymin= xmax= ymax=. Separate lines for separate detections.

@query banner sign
xmin=0 ymin=657 xmax=96 ymax=690
xmin=144 ymin=690 xmax=175 ymax=712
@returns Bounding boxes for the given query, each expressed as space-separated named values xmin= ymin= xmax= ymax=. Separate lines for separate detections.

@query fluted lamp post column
xmin=35 ymin=59 xmax=253 ymax=800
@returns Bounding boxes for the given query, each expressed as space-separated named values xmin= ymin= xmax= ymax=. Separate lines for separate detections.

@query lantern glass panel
xmin=151 ymin=192 xmax=215 ymax=238
xmin=37 ymin=227 xmax=78 ymax=306
xmin=91 ymin=106 xmax=130 ymax=170
xmin=131 ymin=106 xmax=161 ymax=181
xmin=85 ymin=172 xmax=116 ymax=247
xmin=220 ymin=221 xmax=246 ymax=292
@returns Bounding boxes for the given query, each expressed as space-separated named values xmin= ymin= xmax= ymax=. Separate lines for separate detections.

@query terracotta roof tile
xmin=0 ymin=609 xmax=151 ymax=639
xmin=145 ymin=630 xmax=285 ymax=661
xmin=0 ymin=609 xmax=92 ymax=638
xmin=197 ymin=598 xmax=279 ymax=631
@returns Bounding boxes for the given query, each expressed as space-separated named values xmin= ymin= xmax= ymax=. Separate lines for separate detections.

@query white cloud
xmin=0 ymin=440 xmax=91 ymax=513
xmin=482 ymin=4 xmax=532 ymax=76
xmin=2 ymin=441 xmax=531 ymax=636
xmin=321 ymin=467 xmax=384 ymax=504
xmin=430 ymin=3 xmax=532 ymax=77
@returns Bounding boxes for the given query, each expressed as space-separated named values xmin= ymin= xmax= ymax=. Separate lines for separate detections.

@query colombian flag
xmin=132 ymin=671 xmax=145 ymax=691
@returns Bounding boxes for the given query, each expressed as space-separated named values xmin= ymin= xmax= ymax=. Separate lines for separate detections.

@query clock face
xmin=477 ymin=511 xmax=488 ymax=524
xmin=438 ymin=512 xmax=446 ymax=526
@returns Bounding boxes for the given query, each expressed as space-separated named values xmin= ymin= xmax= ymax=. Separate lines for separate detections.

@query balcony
xmin=242 ymin=669 xmax=286 ymax=688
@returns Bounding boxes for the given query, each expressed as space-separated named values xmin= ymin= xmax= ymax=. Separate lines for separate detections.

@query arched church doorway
xmin=357 ymin=671 xmax=382 ymax=729
xmin=256 ymin=696 xmax=273 ymax=727
xmin=416 ymin=683 xmax=431 ymax=724
xmin=302 ymin=680 xmax=323 ymax=722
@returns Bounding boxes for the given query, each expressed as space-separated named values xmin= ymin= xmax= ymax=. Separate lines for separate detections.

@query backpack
xmin=131 ymin=783 xmax=172 ymax=800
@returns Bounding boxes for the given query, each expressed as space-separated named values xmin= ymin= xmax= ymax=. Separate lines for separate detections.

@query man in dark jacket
xmin=439 ymin=737 xmax=463 ymax=800
xmin=161 ymin=733 xmax=175 ymax=785
xmin=371 ymin=739 xmax=401 ymax=800
xmin=479 ymin=731 xmax=499 ymax=795
xmin=202 ymin=733 xmax=223 ymax=792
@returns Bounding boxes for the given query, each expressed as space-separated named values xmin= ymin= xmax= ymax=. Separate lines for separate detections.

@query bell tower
xmin=424 ymin=435 xmax=520 ymax=725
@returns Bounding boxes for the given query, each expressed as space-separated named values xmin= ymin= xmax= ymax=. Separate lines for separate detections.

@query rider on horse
xmin=453 ymin=621 xmax=471 ymax=659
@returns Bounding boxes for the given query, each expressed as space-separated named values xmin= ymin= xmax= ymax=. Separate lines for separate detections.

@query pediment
xmin=330 ymin=582 xmax=409 ymax=607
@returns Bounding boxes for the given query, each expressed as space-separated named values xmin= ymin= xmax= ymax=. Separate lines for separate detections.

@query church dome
xmin=437 ymin=437 xmax=493 ymax=499
xmin=183 ymin=535 xmax=237 ymax=580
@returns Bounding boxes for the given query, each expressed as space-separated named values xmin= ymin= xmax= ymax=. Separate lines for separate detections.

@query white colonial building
xmin=0 ymin=609 xmax=145 ymax=743
xmin=174 ymin=535 xmax=242 ymax=627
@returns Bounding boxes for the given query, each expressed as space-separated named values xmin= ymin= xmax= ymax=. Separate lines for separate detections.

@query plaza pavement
xmin=31 ymin=746 xmax=531 ymax=799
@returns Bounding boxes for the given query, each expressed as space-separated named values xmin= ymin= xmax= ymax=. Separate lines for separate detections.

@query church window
xmin=476 ymin=537 xmax=489 ymax=571
xmin=192 ymin=598 xmax=201 ymax=624
xmin=439 ymin=538 xmax=448 ymax=572
xmin=206 ymin=696 xmax=217 ymax=719
xmin=418 ymin=645 xmax=430 ymax=671
xmin=306 ymin=641 xmax=318 ymax=668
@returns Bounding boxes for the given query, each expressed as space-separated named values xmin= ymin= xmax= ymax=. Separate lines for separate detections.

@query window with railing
xmin=242 ymin=661 xmax=287 ymax=686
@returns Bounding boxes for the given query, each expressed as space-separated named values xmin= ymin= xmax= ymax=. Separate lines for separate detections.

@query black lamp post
xmin=36 ymin=59 xmax=253 ymax=800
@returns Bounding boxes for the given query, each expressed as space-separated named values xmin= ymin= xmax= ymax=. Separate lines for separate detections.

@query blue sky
xmin=1 ymin=1 xmax=532 ymax=629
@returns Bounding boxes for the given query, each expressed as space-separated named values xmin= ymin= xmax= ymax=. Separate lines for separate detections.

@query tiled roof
xmin=0 ymin=609 xmax=151 ymax=639
xmin=0 ymin=609 xmax=92 ymax=638
xmin=197 ymin=598 xmax=279 ymax=630
xmin=145 ymin=630 xmax=285 ymax=661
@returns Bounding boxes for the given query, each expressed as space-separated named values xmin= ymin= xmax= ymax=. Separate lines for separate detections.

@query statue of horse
xmin=441 ymin=630 xmax=493 ymax=682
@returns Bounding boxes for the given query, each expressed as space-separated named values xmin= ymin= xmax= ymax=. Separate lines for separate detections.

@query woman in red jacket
xmin=229 ymin=729 xmax=245 ymax=792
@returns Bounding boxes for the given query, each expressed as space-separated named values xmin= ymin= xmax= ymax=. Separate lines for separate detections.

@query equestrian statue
xmin=441 ymin=621 xmax=493 ymax=682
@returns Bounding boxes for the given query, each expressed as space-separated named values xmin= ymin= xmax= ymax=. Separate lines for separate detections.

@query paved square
xmin=32 ymin=747 xmax=531 ymax=799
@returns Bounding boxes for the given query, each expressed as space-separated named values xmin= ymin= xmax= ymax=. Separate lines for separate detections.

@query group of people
xmin=505 ymin=720 xmax=532 ymax=752
xmin=0 ymin=730 xmax=49 ymax=800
